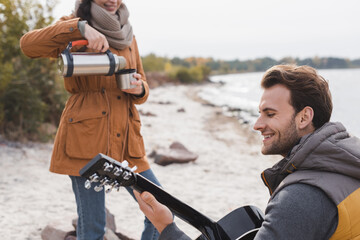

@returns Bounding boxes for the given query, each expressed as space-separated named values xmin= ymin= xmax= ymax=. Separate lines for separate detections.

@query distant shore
xmin=0 ymin=83 xmax=279 ymax=239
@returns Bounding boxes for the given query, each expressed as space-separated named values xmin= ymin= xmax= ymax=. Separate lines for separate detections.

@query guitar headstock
xmin=79 ymin=153 xmax=138 ymax=193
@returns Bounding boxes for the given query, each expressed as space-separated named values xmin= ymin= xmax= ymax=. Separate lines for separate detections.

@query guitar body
xmin=196 ymin=206 xmax=264 ymax=240
xmin=80 ymin=153 xmax=264 ymax=240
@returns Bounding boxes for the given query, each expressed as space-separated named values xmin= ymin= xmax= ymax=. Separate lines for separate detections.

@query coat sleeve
xmin=20 ymin=16 xmax=83 ymax=59
xmin=254 ymin=183 xmax=338 ymax=240
xmin=130 ymin=36 xmax=149 ymax=105
xmin=159 ymin=223 xmax=192 ymax=240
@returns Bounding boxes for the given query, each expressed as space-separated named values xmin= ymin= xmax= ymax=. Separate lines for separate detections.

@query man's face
xmin=253 ymin=84 xmax=301 ymax=157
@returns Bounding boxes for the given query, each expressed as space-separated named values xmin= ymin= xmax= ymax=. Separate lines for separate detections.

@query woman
xmin=20 ymin=0 xmax=161 ymax=239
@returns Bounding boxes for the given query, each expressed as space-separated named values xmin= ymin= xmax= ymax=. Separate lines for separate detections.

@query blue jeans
xmin=70 ymin=169 xmax=161 ymax=240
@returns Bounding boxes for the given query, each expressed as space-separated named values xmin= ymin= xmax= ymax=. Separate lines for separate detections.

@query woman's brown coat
xmin=20 ymin=16 xmax=150 ymax=176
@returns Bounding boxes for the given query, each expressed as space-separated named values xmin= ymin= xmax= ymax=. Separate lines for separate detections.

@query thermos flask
xmin=58 ymin=40 xmax=127 ymax=77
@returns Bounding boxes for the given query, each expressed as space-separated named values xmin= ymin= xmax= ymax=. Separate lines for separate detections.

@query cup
xmin=115 ymin=69 xmax=137 ymax=90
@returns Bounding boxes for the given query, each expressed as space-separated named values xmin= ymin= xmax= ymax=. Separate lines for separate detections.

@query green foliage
xmin=142 ymin=54 xmax=212 ymax=83
xmin=2 ymin=81 xmax=46 ymax=139
xmin=0 ymin=0 xmax=66 ymax=141
xmin=143 ymin=54 xmax=360 ymax=79
xmin=175 ymin=68 xmax=193 ymax=83
xmin=142 ymin=53 xmax=167 ymax=72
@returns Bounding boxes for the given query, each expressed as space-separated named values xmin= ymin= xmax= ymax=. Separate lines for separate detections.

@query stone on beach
xmin=151 ymin=141 xmax=198 ymax=166
xmin=41 ymin=208 xmax=135 ymax=240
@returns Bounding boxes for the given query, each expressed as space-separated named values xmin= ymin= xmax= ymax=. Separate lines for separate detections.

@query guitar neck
xmin=132 ymin=174 xmax=229 ymax=240
xmin=79 ymin=154 xmax=230 ymax=240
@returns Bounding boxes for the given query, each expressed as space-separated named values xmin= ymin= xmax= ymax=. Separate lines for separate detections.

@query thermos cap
xmin=117 ymin=69 xmax=136 ymax=74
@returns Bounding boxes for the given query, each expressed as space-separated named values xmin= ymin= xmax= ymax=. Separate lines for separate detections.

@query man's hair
xmin=261 ymin=65 xmax=332 ymax=129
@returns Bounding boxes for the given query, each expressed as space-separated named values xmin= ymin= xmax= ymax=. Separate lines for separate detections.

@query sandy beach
xmin=0 ymin=83 xmax=279 ymax=239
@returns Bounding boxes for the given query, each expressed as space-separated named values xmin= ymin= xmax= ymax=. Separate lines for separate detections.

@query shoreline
xmin=0 ymin=84 xmax=279 ymax=239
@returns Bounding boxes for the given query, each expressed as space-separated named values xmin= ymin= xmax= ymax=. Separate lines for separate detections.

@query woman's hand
xmin=134 ymin=191 xmax=173 ymax=233
xmin=84 ymin=24 xmax=109 ymax=52
xmin=122 ymin=73 xmax=145 ymax=96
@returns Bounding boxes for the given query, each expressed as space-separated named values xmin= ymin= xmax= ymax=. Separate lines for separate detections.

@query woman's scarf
xmin=75 ymin=0 xmax=133 ymax=50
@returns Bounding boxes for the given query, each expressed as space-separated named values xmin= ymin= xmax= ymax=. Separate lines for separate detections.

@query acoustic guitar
xmin=79 ymin=153 xmax=264 ymax=240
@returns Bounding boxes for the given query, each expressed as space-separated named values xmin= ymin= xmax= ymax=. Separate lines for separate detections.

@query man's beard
xmin=263 ymin=117 xmax=301 ymax=156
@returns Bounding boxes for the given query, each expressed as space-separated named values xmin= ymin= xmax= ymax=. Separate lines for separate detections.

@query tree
xmin=142 ymin=53 xmax=167 ymax=72
xmin=0 ymin=0 xmax=67 ymax=141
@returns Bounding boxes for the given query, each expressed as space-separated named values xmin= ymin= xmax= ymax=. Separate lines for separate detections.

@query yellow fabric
xmin=330 ymin=188 xmax=360 ymax=239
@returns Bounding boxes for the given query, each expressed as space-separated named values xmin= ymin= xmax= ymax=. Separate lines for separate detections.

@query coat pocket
xmin=65 ymin=110 xmax=108 ymax=159
xmin=127 ymin=106 xmax=145 ymax=158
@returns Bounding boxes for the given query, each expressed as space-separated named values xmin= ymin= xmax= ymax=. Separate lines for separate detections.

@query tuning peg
xmin=94 ymin=185 xmax=104 ymax=192
xmin=105 ymin=181 xmax=120 ymax=194
xmin=94 ymin=177 xmax=111 ymax=192
xmin=105 ymin=186 xmax=113 ymax=194
xmin=103 ymin=162 xmax=113 ymax=172
xmin=122 ymin=171 xmax=132 ymax=180
xmin=112 ymin=166 xmax=123 ymax=176
xmin=114 ymin=182 xmax=121 ymax=192
xmin=101 ymin=177 xmax=111 ymax=185
xmin=85 ymin=180 xmax=92 ymax=189
xmin=84 ymin=173 xmax=100 ymax=189
xmin=121 ymin=160 xmax=129 ymax=168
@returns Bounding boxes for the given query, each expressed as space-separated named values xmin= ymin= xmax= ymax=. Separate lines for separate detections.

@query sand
xmin=0 ymin=83 xmax=279 ymax=239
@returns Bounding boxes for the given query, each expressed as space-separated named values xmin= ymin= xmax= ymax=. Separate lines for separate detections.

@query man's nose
xmin=253 ymin=117 xmax=265 ymax=131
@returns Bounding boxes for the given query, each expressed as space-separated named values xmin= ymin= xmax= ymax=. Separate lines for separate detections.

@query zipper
xmin=261 ymin=171 xmax=273 ymax=195
xmin=102 ymin=87 xmax=111 ymax=155
xmin=129 ymin=47 xmax=133 ymax=68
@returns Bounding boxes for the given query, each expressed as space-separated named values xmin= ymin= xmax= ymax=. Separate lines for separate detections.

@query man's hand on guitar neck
xmin=134 ymin=190 xmax=173 ymax=233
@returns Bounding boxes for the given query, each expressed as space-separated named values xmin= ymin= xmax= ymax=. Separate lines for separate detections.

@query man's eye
xmin=267 ymin=113 xmax=275 ymax=117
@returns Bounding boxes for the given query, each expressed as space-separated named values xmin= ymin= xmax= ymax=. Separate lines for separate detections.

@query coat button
xmin=69 ymin=27 xmax=74 ymax=32
xmin=102 ymin=111 xmax=106 ymax=115
xmin=117 ymin=133 xmax=121 ymax=137
xmin=117 ymin=96 xmax=121 ymax=100
xmin=69 ymin=118 xmax=73 ymax=122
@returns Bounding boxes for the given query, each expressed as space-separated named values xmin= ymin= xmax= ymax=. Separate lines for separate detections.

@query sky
xmin=51 ymin=0 xmax=360 ymax=61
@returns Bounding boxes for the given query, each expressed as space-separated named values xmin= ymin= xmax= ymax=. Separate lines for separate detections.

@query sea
xmin=199 ymin=68 xmax=360 ymax=137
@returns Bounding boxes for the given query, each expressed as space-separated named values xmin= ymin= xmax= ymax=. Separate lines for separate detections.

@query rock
xmin=157 ymin=100 xmax=173 ymax=105
xmin=104 ymin=228 xmax=120 ymax=240
xmin=114 ymin=231 xmax=137 ymax=240
xmin=148 ymin=150 xmax=157 ymax=158
xmin=153 ymin=141 xmax=198 ymax=166
xmin=139 ymin=109 xmax=157 ymax=117
xmin=42 ymin=209 xmax=135 ymax=240
xmin=64 ymin=231 xmax=76 ymax=240
xmin=64 ymin=236 xmax=76 ymax=240
xmin=105 ymin=208 xmax=117 ymax=233
xmin=41 ymin=225 xmax=68 ymax=240
xmin=170 ymin=142 xmax=187 ymax=150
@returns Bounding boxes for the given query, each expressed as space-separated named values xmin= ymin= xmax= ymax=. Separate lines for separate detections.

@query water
xmin=199 ymin=68 xmax=360 ymax=137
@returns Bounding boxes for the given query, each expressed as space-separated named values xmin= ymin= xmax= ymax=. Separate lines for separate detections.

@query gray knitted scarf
xmin=75 ymin=1 xmax=133 ymax=50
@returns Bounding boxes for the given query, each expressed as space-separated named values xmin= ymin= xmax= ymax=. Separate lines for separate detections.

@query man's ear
xmin=297 ymin=106 xmax=314 ymax=130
